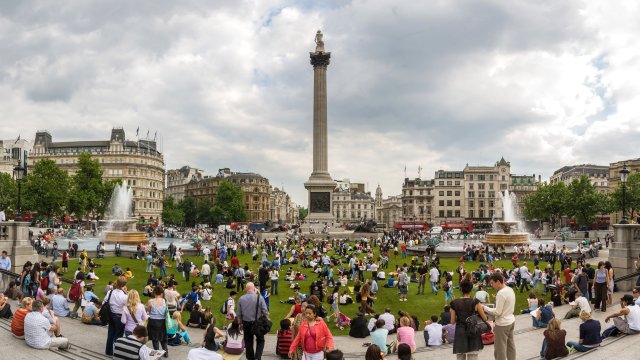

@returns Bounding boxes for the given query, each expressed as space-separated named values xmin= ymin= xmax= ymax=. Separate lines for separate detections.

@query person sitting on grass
xmin=349 ymin=311 xmax=370 ymax=338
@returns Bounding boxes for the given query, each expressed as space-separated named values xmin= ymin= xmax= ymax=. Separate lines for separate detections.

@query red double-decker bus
xmin=394 ymin=220 xmax=429 ymax=231
xmin=440 ymin=220 xmax=473 ymax=232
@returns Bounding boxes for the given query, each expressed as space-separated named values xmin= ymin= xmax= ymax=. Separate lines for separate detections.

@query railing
xmin=614 ymin=270 xmax=640 ymax=284
xmin=0 ymin=268 xmax=73 ymax=293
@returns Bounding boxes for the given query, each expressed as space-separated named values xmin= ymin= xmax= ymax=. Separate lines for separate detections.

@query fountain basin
xmin=484 ymin=232 xmax=530 ymax=246
xmin=104 ymin=231 xmax=147 ymax=243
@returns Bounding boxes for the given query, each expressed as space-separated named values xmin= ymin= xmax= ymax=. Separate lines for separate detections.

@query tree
xmin=23 ymin=159 xmax=70 ymax=221
xmin=0 ymin=172 xmax=17 ymax=214
xmin=298 ymin=207 xmax=308 ymax=221
xmin=565 ymin=175 xmax=602 ymax=226
xmin=523 ymin=182 xmax=568 ymax=228
xmin=180 ymin=197 xmax=198 ymax=227
xmin=211 ymin=180 xmax=248 ymax=223
xmin=70 ymin=153 xmax=105 ymax=220
xmin=196 ymin=200 xmax=214 ymax=225
xmin=162 ymin=197 xmax=185 ymax=226
xmin=610 ymin=172 xmax=640 ymax=221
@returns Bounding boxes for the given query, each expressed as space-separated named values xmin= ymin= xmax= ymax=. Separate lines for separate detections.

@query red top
xmin=292 ymin=303 xmax=302 ymax=317
xmin=277 ymin=329 xmax=293 ymax=355
xmin=290 ymin=319 xmax=334 ymax=354
xmin=11 ymin=308 xmax=29 ymax=337
xmin=231 ymin=257 xmax=240 ymax=267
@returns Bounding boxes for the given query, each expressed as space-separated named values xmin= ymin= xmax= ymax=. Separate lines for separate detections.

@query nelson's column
xmin=304 ymin=30 xmax=336 ymax=224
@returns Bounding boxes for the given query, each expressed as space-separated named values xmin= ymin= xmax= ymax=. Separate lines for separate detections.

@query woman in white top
xmin=105 ymin=276 xmax=129 ymax=356
xmin=121 ymin=289 xmax=148 ymax=336
xmin=201 ymin=284 xmax=212 ymax=301
xmin=223 ymin=318 xmax=244 ymax=355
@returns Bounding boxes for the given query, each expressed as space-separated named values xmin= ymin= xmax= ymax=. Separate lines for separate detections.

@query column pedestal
xmin=609 ymin=224 xmax=640 ymax=291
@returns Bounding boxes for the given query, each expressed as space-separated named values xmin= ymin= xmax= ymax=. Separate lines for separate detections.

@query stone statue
xmin=314 ymin=30 xmax=325 ymax=52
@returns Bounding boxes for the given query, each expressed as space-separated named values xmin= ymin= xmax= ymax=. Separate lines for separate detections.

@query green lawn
xmin=67 ymin=244 xmax=554 ymax=335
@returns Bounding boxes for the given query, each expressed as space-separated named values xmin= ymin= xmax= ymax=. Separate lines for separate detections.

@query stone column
xmin=609 ymin=224 xmax=640 ymax=291
xmin=0 ymin=221 xmax=39 ymax=275
xmin=304 ymin=31 xmax=336 ymax=223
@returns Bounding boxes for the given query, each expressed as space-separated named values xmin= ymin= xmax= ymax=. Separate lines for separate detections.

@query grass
xmin=66 ymin=244 xmax=556 ymax=335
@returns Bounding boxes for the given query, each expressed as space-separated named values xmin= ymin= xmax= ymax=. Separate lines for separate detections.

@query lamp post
xmin=620 ymin=163 xmax=630 ymax=224
xmin=13 ymin=164 xmax=25 ymax=221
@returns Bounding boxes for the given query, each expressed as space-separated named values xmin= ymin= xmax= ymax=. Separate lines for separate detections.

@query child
xmin=325 ymin=349 xmax=344 ymax=360
xmin=123 ymin=267 xmax=133 ymax=279
xmin=223 ymin=291 xmax=237 ymax=329
xmin=276 ymin=319 xmax=293 ymax=357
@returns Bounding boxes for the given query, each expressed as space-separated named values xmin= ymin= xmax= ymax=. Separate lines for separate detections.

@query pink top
xmin=397 ymin=326 xmax=416 ymax=351
xmin=121 ymin=303 xmax=149 ymax=332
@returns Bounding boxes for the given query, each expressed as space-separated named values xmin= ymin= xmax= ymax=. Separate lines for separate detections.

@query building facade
xmin=375 ymin=185 xmax=402 ymax=229
xmin=29 ymin=129 xmax=165 ymax=222
xmin=332 ymin=179 xmax=375 ymax=223
xmin=270 ymin=187 xmax=297 ymax=224
xmin=509 ymin=174 xmax=541 ymax=220
xmin=184 ymin=168 xmax=271 ymax=223
xmin=463 ymin=158 xmax=511 ymax=227
xmin=0 ymin=138 xmax=30 ymax=176
xmin=401 ymin=178 xmax=434 ymax=222
xmin=433 ymin=170 xmax=465 ymax=224
xmin=550 ymin=164 xmax=610 ymax=193
xmin=165 ymin=166 xmax=204 ymax=201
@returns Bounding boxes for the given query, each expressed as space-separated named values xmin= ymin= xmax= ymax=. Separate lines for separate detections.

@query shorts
xmin=399 ymin=284 xmax=408 ymax=294
xmin=225 ymin=311 xmax=236 ymax=320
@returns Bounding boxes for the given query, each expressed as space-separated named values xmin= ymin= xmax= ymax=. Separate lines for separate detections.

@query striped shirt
xmin=113 ymin=335 xmax=149 ymax=360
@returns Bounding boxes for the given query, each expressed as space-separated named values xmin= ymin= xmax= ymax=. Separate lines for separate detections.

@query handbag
xmin=465 ymin=298 xmax=490 ymax=335
xmin=252 ymin=295 xmax=272 ymax=336
xmin=99 ymin=289 xmax=114 ymax=324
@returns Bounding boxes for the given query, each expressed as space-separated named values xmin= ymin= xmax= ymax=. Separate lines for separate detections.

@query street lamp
xmin=620 ymin=163 xmax=630 ymax=224
xmin=13 ymin=164 xmax=25 ymax=221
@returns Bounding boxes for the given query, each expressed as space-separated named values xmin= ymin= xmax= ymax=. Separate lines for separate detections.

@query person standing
xmin=483 ymin=272 xmax=516 ymax=360
xmin=269 ymin=266 xmax=279 ymax=296
xmin=451 ymin=279 xmax=488 ymax=360
xmin=201 ymin=260 xmax=211 ymax=284
xmin=183 ymin=258 xmax=192 ymax=281
xmin=0 ymin=250 xmax=11 ymax=271
xmin=429 ymin=264 xmax=440 ymax=295
xmin=237 ymin=282 xmax=269 ymax=360
xmin=146 ymin=286 xmax=169 ymax=356
xmin=397 ymin=267 xmax=409 ymax=302
xmin=104 ymin=276 xmax=129 ymax=356
xmin=288 ymin=304 xmax=334 ymax=360
xmin=593 ymin=261 xmax=609 ymax=312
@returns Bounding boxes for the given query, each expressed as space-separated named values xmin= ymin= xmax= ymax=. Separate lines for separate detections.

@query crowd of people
xmin=2 ymin=224 xmax=640 ymax=360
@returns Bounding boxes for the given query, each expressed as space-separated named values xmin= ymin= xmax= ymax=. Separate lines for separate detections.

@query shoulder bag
xmin=465 ymin=298 xmax=490 ymax=335
xmin=99 ymin=289 xmax=114 ymax=324
xmin=252 ymin=294 xmax=272 ymax=336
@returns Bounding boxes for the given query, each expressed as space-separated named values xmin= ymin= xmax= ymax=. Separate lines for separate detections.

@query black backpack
xmin=99 ymin=290 xmax=114 ymax=325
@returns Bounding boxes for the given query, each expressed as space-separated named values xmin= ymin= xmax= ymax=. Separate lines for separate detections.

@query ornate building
xmin=510 ymin=174 xmax=541 ymax=220
xmin=270 ymin=187 xmax=298 ymax=224
xmin=374 ymin=185 xmax=402 ymax=229
xmin=401 ymin=177 xmax=434 ymax=222
xmin=550 ymin=164 xmax=609 ymax=193
xmin=29 ymin=129 xmax=165 ymax=223
xmin=463 ymin=158 xmax=511 ymax=228
xmin=332 ymin=179 xmax=375 ymax=223
xmin=185 ymin=168 xmax=271 ymax=222
xmin=0 ymin=138 xmax=30 ymax=176
xmin=165 ymin=166 xmax=204 ymax=201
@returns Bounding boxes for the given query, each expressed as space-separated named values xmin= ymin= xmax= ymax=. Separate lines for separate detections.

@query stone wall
xmin=0 ymin=221 xmax=39 ymax=274
xmin=608 ymin=224 xmax=640 ymax=291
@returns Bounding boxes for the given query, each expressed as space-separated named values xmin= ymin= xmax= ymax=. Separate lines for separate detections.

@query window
xmin=447 ymin=200 xmax=452 ymax=206
xmin=478 ymin=183 xmax=485 ymax=190
xmin=439 ymin=181 xmax=444 ymax=185
xmin=501 ymin=184 xmax=508 ymax=190
xmin=480 ymin=209 xmax=485 ymax=218
xmin=439 ymin=200 xmax=444 ymax=206
xmin=480 ymin=200 xmax=484 ymax=208
xmin=468 ymin=191 xmax=475 ymax=197
xmin=479 ymin=191 xmax=485 ymax=198
xmin=447 ymin=191 xmax=452 ymax=196
xmin=455 ymin=210 xmax=461 ymax=217
xmin=469 ymin=200 xmax=474 ymax=207
xmin=455 ymin=191 xmax=460 ymax=196
xmin=489 ymin=183 xmax=494 ymax=190
xmin=502 ymin=176 xmax=506 ymax=181
xmin=455 ymin=200 xmax=460 ymax=206
xmin=469 ymin=209 xmax=474 ymax=218
xmin=439 ymin=191 xmax=445 ymax=196
xmin=469 ymin=183 xmax=474 ymax=189
xmin=468 ymin=175 xmax=474 ymax=181
xmin=447 ymin=181 xmax=452 ymax=186
xmin=489 ymin=200 xmax=494 ymax=208
xmin=447 ymin=210 xmax=453 ymax=217
xmin=489 ymin=210 xmax=494 ymax=218
xmin=439 ymin=210 xmax=445 ymax=217
xmin=455 ymin=181 xmax=460 ymax=186
xmin=478 ymin=175 xmax=485 ymax=181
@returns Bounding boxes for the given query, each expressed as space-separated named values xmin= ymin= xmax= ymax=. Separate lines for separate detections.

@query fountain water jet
xmin=484 ymin=190 xmax=530 ymax=246
xmin=103 ymin=183 xmax=146 ymax=243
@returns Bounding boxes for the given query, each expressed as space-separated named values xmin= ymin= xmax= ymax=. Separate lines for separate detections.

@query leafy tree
xmin=162 ymin=197 xmax=185 ymax=226
xmin=70 ymin=153 xmax=105 ymax=220
xmin=523 ymin=182 xmax=568 ymax=228
xmin=180 ymin=197 xmax=198 ymax=227
xmin=610 ymin=172 xmax=640 ymax=221
xmin=0 ymin=172 xmax=17 ymax=213
xmin=298 ymin=207 xmax=308 ymax=221
xmin=211 ymin=180 xmax=248 ymax=223
xmin=22 ymin=159 xmax=70 ymax=221
xmin=196 ymin=200 xmax=213 ymax=225
xmin=565 ymin=175 xmax=602 ymax=226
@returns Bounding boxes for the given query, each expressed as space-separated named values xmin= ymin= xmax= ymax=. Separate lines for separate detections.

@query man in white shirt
xmin=203 ymin=247 xmax=211 ymax=262
xmin=423 ymin=315 xmax=443 ymax=346
xmin=379 ymin=308 xmax=396 ymax=333
xmin=519 ymin=262 xmax=531 ymax=293
xmin=429 ymin=265 xmax=440 ymax=295
xmin=24 ymin=300 xmax=70 ymax=350
xmin=564 ymin=291 xmax=591 ymax=319
xmin=201 ymin=261 xmax=211 ymax=283
xmin=484 ymin=272 xmax=516 ymax=360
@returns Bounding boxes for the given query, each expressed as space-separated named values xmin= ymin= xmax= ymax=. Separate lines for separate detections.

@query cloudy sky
xmin=2 ymin=0 xmax=639 ymax=205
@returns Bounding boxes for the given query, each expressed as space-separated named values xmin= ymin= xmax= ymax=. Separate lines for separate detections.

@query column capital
xmin=310 ymin=52 xmax=331 ymax=68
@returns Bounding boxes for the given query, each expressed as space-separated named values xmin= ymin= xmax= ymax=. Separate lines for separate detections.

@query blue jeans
xmin=533 ymin=318 xmax=548 ymax=328
xmin=423 ymin=330 xmax=429 ymax=346
xmin=271 ymin=280 xmax=278 ymax=295
xmin=567 ymin=340 xmax=597 ymax=352
xmin=105 ymin=314 xmax=125 ymax=355
xmin=540 ymin=338 xmax=547 ymax=358
xmin=431 ymin=281 xmax=438 ymax=294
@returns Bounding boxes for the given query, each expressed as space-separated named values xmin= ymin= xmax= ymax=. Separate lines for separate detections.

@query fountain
xmin=484 ymin=190 xmax=530 ymax=246
xmin=102 ymin=183 xmax=147 ymax=244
